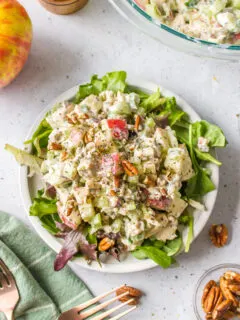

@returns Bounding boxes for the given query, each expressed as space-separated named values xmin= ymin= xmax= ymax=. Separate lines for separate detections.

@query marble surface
xmin=0 ymin=0 xmax=240 ymax=319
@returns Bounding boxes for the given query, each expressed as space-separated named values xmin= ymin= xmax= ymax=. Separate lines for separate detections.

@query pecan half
xmin=113 ymin=176 xmax=121 ymax=188
xmin=220 ymin=277 xmax=239 ymax=308
xmin=99 ymin=237 xmax=115 ymax=251
xmin=116 ymin=286 xmax=142 ymax=305
xmin=227 ymin=284 xmax=240 ymax=296
xmin=49 ymin=142 xmax=62 ymax=150
xmin=204 ymin=286 xmax=219 ymax=313
xmin=222 ymin=310 xmax=237 ymax=319
xmin=110 ymin=189 xmax=117 ymax=196
xmin=224 ymin=271 xmax=240 ymax=283
xmin=122 ymin=160 xmax=138 ymax=176
xmin=134 ymin=115 xmax=141 ymax=131
xmin=143 ymin=176 xmax=156 ymax=187
xmin=209 ymin=224 xmax=228 ymax=248
xmin=212 ymin=300 xmax=232 ymax=320
xmin=79 ymin=113 xmax=89 ymax=119
xmin=60 ymin=151 xmax=68 ymax=161
xmin=202 ymin=280 xmax=217 ymax=309
xmin=66 ymin=114 xmax=78 ymax=124
xmin=214 ymin=289 xmax=224 ymax=310
xmin=83 ymin=131 xmax=93 ymax=144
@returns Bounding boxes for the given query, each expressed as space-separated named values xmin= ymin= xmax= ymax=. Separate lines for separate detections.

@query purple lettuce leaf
xmin=54 ymin=230 xmax=97 ymax=271
xmin=45 ymin=184 xmax=56 ymax=199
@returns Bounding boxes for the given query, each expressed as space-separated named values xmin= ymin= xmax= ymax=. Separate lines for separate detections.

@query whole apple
xmin=0 ymin=0 xmax=32 ymax=88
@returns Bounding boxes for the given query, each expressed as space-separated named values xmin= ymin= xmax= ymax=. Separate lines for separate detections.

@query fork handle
xmin=4 ymin=310 xmax=14 ymax=320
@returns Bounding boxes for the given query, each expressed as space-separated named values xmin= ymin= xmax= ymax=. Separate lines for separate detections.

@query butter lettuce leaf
xmin=5 ymin=144 xmax=42 ymax=177
xmin=163 ymin=234 xmax=182 ymax=256
xmin=140 ymin=89 xmax=166 ymax=113
xmin=191 ymin=120 xmax=227 ymax=148
xmin=30 ymin=190 xmax=57 ymax=219
xmin=132 ymin=246 xmax=173 ymax=268
xmin=75 ymin=71 xmax=127 ymax=103
xmin=25 ymin=118 xmax=52 ymax=156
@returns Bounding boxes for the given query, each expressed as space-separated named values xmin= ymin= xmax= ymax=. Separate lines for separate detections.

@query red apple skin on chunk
xmin=147 ymin=197 xmax=171 ymax=211
xmin=134 ymin=0 xmax=148 ymax=10
xmin=102 ymin=153 xmax=123 ymax=176
xmin=107 ymin=119 xmax=129 ymax=140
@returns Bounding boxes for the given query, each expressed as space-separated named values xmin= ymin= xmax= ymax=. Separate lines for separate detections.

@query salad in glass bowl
xmin=137 ymin=0 xmax=240 ymax=45
xmin=6 ymin=71 xmax=227 ymax=271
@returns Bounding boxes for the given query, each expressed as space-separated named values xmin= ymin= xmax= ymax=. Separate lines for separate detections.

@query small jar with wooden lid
xmin=39 ymin=0 xmax=88 ymax=15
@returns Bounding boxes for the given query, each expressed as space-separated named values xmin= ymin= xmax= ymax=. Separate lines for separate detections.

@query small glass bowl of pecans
xmin=194 ymin=264 xmax=240 ymax=320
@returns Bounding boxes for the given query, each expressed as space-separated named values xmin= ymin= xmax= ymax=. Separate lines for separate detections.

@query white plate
xmin=20 ymin=76 xmax=219 ymax=273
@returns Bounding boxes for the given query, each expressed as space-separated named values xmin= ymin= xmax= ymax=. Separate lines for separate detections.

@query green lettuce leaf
xmin=30 ymin=190 xmax=57 ymax=219
xmin=191 ymin=120 xmax=227 ymax=148
xmin=140 ymin=89 xmax=166 ymax=113
xmin=158 ymin=97 xmax=187 ymax=126
xmin=178 ymin=214 xmax=191 ymax=225
xmin=25 ymin=118 xmax=52 ymax=156
xmin=102 ymin=71 xmax=127 ymax=92
xmin=174 ymin=120 xmax=226 ymax=166
xmin=132 ymin=246 xmax=173 ymax=268
xmin=40 ymin=214 xmax=60 ymax=235
xmin=75 ymin=71 xmax=127 ymax=103
xmin=127 ymin=86 xmax=150 ymax=100
xmin=163 ymin=234 xmax=182 ymax=256
xmin=184 ymin=124 xmax=215 ymax=198
xmin=5 ymin=144 xmax=42 ymax=177
xmin=75 ymin=75 xmax=105 ymax=102
xmin=194 ymin=149 xmax=222 ymax=166
xmin=30 ymin=190 xmax=60 ymax=235
xmin=185 ymin=215 xmax=194 ymax=253
xmin=185 ymin=169 xmax=215 ymax=198
xmin=185 ymin=0 xmax=199 ymax=7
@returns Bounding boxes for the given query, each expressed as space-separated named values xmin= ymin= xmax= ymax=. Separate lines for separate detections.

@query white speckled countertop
xmin=0 ymin=0 xmax=240 ymax=319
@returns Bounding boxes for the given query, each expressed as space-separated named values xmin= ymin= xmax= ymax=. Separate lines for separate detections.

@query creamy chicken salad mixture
xmin=140 ymin=0 xmax=240 ymax=44
xmin=44 ymin=92 xmax=194 ymax=250
xmin=6 ymin=71 xmax=227 ymax=270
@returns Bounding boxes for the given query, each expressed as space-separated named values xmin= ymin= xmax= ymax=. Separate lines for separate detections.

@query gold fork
xmin=0 ymin=259 xmax=19 ymax=320
xmin=58 ymin=286 xmax=137 ymax=320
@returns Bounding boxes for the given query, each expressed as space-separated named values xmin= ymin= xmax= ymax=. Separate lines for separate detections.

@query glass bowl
xmin=194 ymin=264 xmax=240 ymax=320
xmin=109 ymin=0 xmax=240 ymax=61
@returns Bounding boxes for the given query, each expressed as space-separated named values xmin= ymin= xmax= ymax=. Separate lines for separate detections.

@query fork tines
xmin=59 ymin=285 xmax=137 ymax=320
xmin=0 ymin=259 xmax=16 ymax=289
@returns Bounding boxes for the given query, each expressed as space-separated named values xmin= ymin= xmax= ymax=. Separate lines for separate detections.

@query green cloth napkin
xmin=0 ymin=212 xmax=92 ymax=320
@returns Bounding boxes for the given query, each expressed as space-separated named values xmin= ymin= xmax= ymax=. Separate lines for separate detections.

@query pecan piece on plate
xmin=134 ymin=115 xmax=141 ymax=131
xmin=220 ymin=277 xmax=239 ymax=308
xmin=98 ymin=237 xmax=115 ymax=252
xmin=122 ymin=160 xmax=138 ymax=176
xmin=209 ymin=224 xmax=228 ymax=248
xmin=202 ymin=280 xmax=217 ymax=309
xmin=224 ymin=271 xmax=240 ymax=283
xmin=204 ymin=286 xmax=220 ymax=313
xmin=227 ymin=284 xmax=240 ymax=296
xmin=212 ymin=300 xmax=232 ymax=320
xmin=116 ymin=286 xmax=142 ymax=305
xmin=222 ymin=310 xmax=238 ymax=319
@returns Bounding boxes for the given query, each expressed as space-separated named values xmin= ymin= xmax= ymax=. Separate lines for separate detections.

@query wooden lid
xmin=39 ymin=0 xmax=88 ymax=15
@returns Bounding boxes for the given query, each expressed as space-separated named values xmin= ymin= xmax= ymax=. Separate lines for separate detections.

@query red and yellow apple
xmin=0 ymin=0 xmax=32 ymax=88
